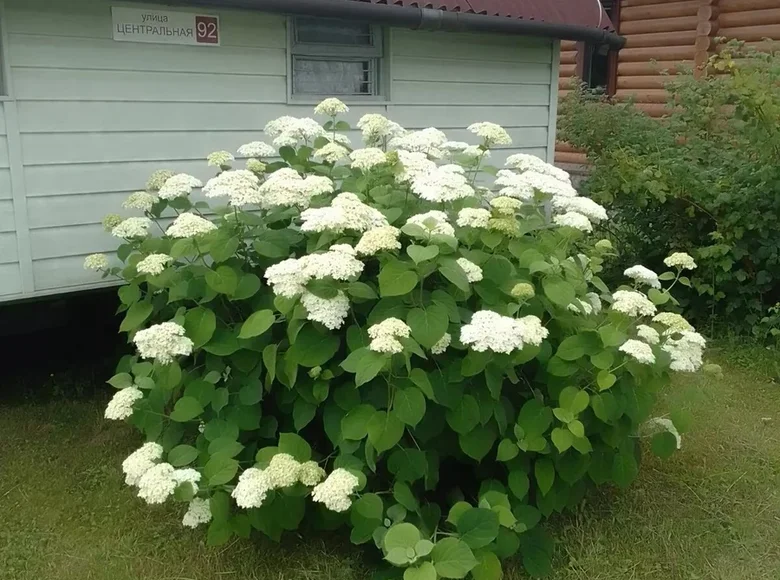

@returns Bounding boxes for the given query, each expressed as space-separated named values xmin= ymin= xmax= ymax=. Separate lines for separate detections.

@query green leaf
xmin=347 ymin=281 xmax=377 ymax=300
xmin=496 ymin=438 xmax=519 ymax=462
xmin=520 ymin=529 xmax=554 ymax=578
xmin=393 ymin=481 xmax=420 ymax=512
xmin=446 ymin=395 xmax=481 ymax=435
xmin=551 ymin=427 xmax=574 ymax=453
xmin=239 ymin=380 xmax=263 ymax=406
xmin=447 ymin=501 xmax=472 ymax=525
xmin=439 ymin=258 xmax=471 ymax=292
xmin=651 ymin=431 xmax=678 ymax=459
xmin=590 ymin=350 xmax=615 ymax=370
xmin=471 ymin=551 xmax=502 ymax=580
xmin=205 ymin=265 xmax=238 ymax=295
xmin=211 ymin=387 xmax=229 ymax=413
xmin=379 ymin=261 xmax=419 ymax=297
xmin=542 ymin=276 xmax=575 ymax=307
xmin=559 ymin=386 xmax=590 ymax=414
xmin=456 ymin=508 xmax=499 ymax=549
xmin=458 ymin=424 xmax=497 ymax=462
xmin=556 ymin=335 xmax=588 ymax=361
xmin=404 ymin=562 xmax=437 ymax=580
xmin=406 ymin=305 xmax=449 ymax=349
xmin=409 ymin=368 xmax=435 ymax=399
xmin=233 ymin=273 xmax=262 ymax=300
xmin=431 ymin=538 xmax=478 ymax=579
xmin=597 ymin=370 xmax=617 ymax=390
xmin=204 ymin=454 xmax=239 ymax=486
xmin=340 ymin=347 xmax=388 ymax=386
xmin=287 ymin=325 xmax=340 ymax=368
xmin=203 ymin=329 xmax=240 ymax=356
xmin=118 ymin=284 xmax=141 ymax=306
xmin=367 ymin=411 xmax=405 ymax=453
xmin=208 ymin=437 xmax=243 ymax=458
xmin=238 ymin=310 xmax=275 ymax=339
xmin=393 ymin=387 xmax=426 ymax=427
xmin=107 ymin=372 xmax=133 ymax=389
xmin=648 ymin=288 xmax=670 ymax=305
xmin=517 ymin=400 xmax=553 ymax=438
xmin=168 ymin=444 xmax=199 ymax=467
xmin=598 ymin=324 xmax=626 ymax=347
xmin=568 ymin=420 xmax=585 ymax=438
xmin=341 ymin=404 xmax=376 ymax=440
xmin=407 ymin=244 xmax=440 ymax=264
xmin=184 ymin=307 xmax=216 ymax=349
xmin=508 ymin=470 xmax=530 ymax=500
xmin=263 ymin=344 xmax=277 ymax=384
xmin=611 ymin=449 xmax=639 ymax=488
xmin=293 ymin=399 xmax=316 ymax=431
xmin=119 ymin=301 xmax=153 ymax=332
xmin=386 ymin=547 xmax=413 ymax=566
xmin=278 ymin=432 xmax=312 ymax=461
xmin=169 ymin=396 xmax=204 ymax=422
xmin=535 ymin=458 xmax=555 ymax=496
xmin=384 ymin=522 xmax=422 ymax=551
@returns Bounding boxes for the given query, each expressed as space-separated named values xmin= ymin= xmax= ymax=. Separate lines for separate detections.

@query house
xmin=0 ymin=0 xmax=622 ymax=304
xmin=556 ymin=0 xmax=780 ymax=165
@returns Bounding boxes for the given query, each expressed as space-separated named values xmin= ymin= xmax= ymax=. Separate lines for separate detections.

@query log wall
xmin=555 ymin=0 xmax=780 ymax=166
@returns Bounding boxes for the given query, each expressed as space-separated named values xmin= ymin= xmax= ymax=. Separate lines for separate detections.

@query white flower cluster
xmin=137 ymin=253 xmax=173 ymax=276
xmin=232 ymin=456 xmax=327 ymax=510
xmin=137 ymin=463 xmax=201 ymax=505
xmin=264 ymin=116 xmax=325 ymax=148
xmin=350 ymin=148 xmax=388 ymax=171
xmin=264 ymin=246 xmax=364 ymax=299
xmin=468 ymin=122 xmax=512 ymax=146
xmin=412 ymin=164 xmax=475 ymax=203
xmin=443 ymin=141 xmax=486 ymax=159
xmin=84 ymin=253 xmax=109 ymax=271
xmin=357 ymin=114 xmax=405 ymax=146
xmin=505 ymin=153 xmax=572 ymax=183
xmin=299 ymin=461 xmax=327 ymax=486
xmin=112 ymin=217 xmax=152 ymax=239
xmin=396 ymin=150 xmax=437 ymax=183
xmin=237 ymin=141 xmax=276 ymax=158
xmin=636 ymin=324 xmax=660 ymax=345
xmin=624 ymin=265 xmax=661 ymax=289
xmin=133 ymin=322 xmax=194 ymax=365
xmin=490 ymin=196 xmax=523 ymax=215
xmin=203 ymin=169 xmax=262 ymax=207
xmin=431 ymin=332 xmax=452 ymax=355
xmin=166 ymin=212 xmax=217 ymax=238
xmin=664 ymin=252 xmax=697 ymax=270
xmin=460 ymin=311 xmax=548 ymax=354
xmin=551 ymin=196 xmax=608 ymax=222
xmin=300 ymin=192 xmax=388 ymax=234
xmin=102 ymin=214 xmax=123 ymax=231
xmin=232 ymin=468 xmax=271 ymax=508
xmin=311 ymin=468 xmax=360 ymax=513
xmin=123 ymin=191 xmax=157 ymax=212
xmin=653 ymin=312 xmax=694 ymax=332
xmin=456 ymin=257 xmax=483 ymax=282
xmin=368 ymin=318 xmax=412 ymax=354
xmin=355 ymin=225 xmax=402 ymax=256
xmin=313 ymin=142 xmax=349 ymax=164
xmin=457 ymin=208 xmax=491 ymax=229
xmin=520 ymin=170 xmax=578 ymax=198
xmin=494 ymin=170 xmax=535 ymax=201
xmin=122 ymin=442 xmax=163 ymax=486
xmin=158 ymin=174 xmax=202 ymax=200
xmin=146 ymin=169 xmax=175 ymax=192
xmin=619 ymin=339 xmax=656 ymax=365
xmin=259 ymin=168 xmax=333 ymax=209
xmin=611 ymin=290 xmax=657 ymax=317
xmin=662 ymin=330 xmax=706 ymax=372
xmin=406 ymin=211 xmax=455 ymax=237
xmin=301 ymin=290 xmax=351 ymax=330
xmin=554 ymin=212 xmax=593 ymax=232
xmin=104 ymin=386 xmax=143 ymax=420
xmin=314 ymin=97 xmax=349 ymax=117
xmin=207 ymin=150 xmax=235 ymax=168
xmin=182 ymin=498 xmax=212 ymax=528
xmin=390 ymin=127 xmax=447 ymax=157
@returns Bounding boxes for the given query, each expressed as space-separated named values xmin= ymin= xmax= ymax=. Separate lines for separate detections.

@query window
xmin=290 ymin=17 xmax=384 ymax=99
xmin=581 ymin=0 xmax=619 ymax=93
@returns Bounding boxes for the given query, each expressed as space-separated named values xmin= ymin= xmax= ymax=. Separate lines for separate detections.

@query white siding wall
xmin=0 ymin=0 xmax=558 ymax=302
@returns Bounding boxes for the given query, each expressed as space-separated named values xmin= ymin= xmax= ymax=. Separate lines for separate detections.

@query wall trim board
xmin=546 ymin=40 xmax=561 ymax=163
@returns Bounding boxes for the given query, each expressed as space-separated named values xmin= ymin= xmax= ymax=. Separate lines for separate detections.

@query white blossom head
xmin=313 ymin=142 xmax=349 ymax=164
xmin=554 ymin=212 xmax=593 ymax=233
xmin=166 ymin=213 xmax=217 ymax=238
xmin=122 ymin=442 xmax=164 ymax=487
xmin=300 ymin=248 xmax=364 ymax=281
xmin=207 ymin=150 xmax=235 ymax=168
xmin=104 ymin=386 xmax=143 ymax=420
xmin=350 ymin=148 xmax=388 ymax=172
xmin=314 ymin=97 xmax=349 ymax=117
xmin=457 ymin=208 xmax=491 ymax=229
xmin=431 ymin=332 xmax=452 ymax=355
xmin=468 ymin=122 xmax=512 ymax=146
xmin=264 ymin=258 xmax=309 ymax=299
xmin=494 ymin=170 xmax=535 ymax=201
xmin=619 ymin=339 xmax=656 ymax=365
xmin=505 ymin=153 xmax=571 ymax=183
xmin=232 ymin=468 xmax=271 ymax=509
xmin=355 ymin=226 xmax=402 ymax=256
xmin=653 ymin=312 xmax=694 ymax=333
xmin=298 ymin=461 xmax=326 ymax=486
xmin=664 ymin=252 xmax=697 ymax=270
xmin=624 ymin=265 xmax=661 ymax=289
xmin=84 ymin=253 xmax=109 ymax=271
xmin=182 ymin=498 xmax=212 ymax=528
xmin=203 ymin=169 xmax=262 ymax=207
xmin=368 ymin=318 xmax=412 ymax=354
xmin=412 ymin=164 xmax=475 ymax=203
xmin=396 ymin=150 xmax=437 ymax=183
xmin=511 ymin=283 xmax=535 ymax=300
xmin=259 ymin=168 xmax=334 ymax=209
xmin=237 ymin=141 xmax=276 ymax=159
xmin=301 ymin=290 xmax=351 ymax=330
xmin=265 ymin=453 xmax=302 ymax=489
xmin=357 ymin=114 xmax=405 ymax=146
xmin=636 ymin=324 xmax=660 ymax=345
xmin=552 ymin=196 xmax=608 ymax=222
xmin=405 ymin=211 xmax=455 ymax=237
xmin=146 ymin=169 xmax=175 ymax=192
xmin=520 ymin=171 xmax=578 ymax=198
xmin=389 ymin=127 xmax=447 ymax=157
xmin=133 ymin=322 xmax=194 ymax=365
xmin=662 ymin=330 xmax=706 ymax=372
xmin=137 ymin=253 xmax=173 ymax=276
xmin=112 ymin=217 xmax=152 ymax=239
xmin=311 ymin=468 xmax=360 ymax=512
xmin=123 ymin=191 xmax=157 ymax=212
xmin=264 ymin=116 xmax=325 ymax=148
xmin=457 ymin=257 xmax=483 ymax=283
xmin=136 ymin=463 xmax=176 ymax=504
xmin=611 ymin=290 xmax=657 ymax=318
xmin=102 ymin=214 xmax=123 ymax=232
xmin=460 ymin=311 xmax=548 ymax=354
xmin=158 ymin=174 xmax=203 ymax=200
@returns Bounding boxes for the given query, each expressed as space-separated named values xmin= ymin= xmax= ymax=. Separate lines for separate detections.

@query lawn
xmin=1 ymin=342 xmax=779 ymax=580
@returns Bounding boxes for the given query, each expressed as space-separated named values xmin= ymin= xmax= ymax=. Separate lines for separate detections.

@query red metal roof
xmin=357 ymin=0 xmax=615 ymax=31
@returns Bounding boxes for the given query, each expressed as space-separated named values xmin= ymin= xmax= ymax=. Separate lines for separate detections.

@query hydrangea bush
xmin=92 ymin=98 xmax=705 ymax=579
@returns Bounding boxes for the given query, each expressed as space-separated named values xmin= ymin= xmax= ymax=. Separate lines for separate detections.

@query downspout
xmin=150 ymin=0 xmax=626 ymax=49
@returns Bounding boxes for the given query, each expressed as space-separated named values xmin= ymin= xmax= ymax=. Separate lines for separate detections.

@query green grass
xmin=1 ymin=343 xmax=779 ymax=580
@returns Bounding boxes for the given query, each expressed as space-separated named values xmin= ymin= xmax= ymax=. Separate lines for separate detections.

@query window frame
xmin=286 ymin=16 xmax=390 ymax=104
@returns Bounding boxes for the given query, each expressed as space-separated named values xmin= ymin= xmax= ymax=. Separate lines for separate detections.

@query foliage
xmin=97 ymin=101 xmax=702 ymax=579
xmin=558 ymin=41 xmax=780 ymax=333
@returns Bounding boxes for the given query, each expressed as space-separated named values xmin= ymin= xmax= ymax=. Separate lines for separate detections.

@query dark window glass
xmin=295 ymin=17 xmax=373 ymax=46
xmin=292 ymin=58 xmax=374 ymax=95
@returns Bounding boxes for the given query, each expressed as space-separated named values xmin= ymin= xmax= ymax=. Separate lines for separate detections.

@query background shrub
xmin=558 ymin=41 xmax=780 ymax=335
xmin=95 ymin=100 xmax=703 ymax=579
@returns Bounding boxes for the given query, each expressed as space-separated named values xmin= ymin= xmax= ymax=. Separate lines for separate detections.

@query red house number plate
xmin=195 ymin=16 xmax=219 ymax=44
